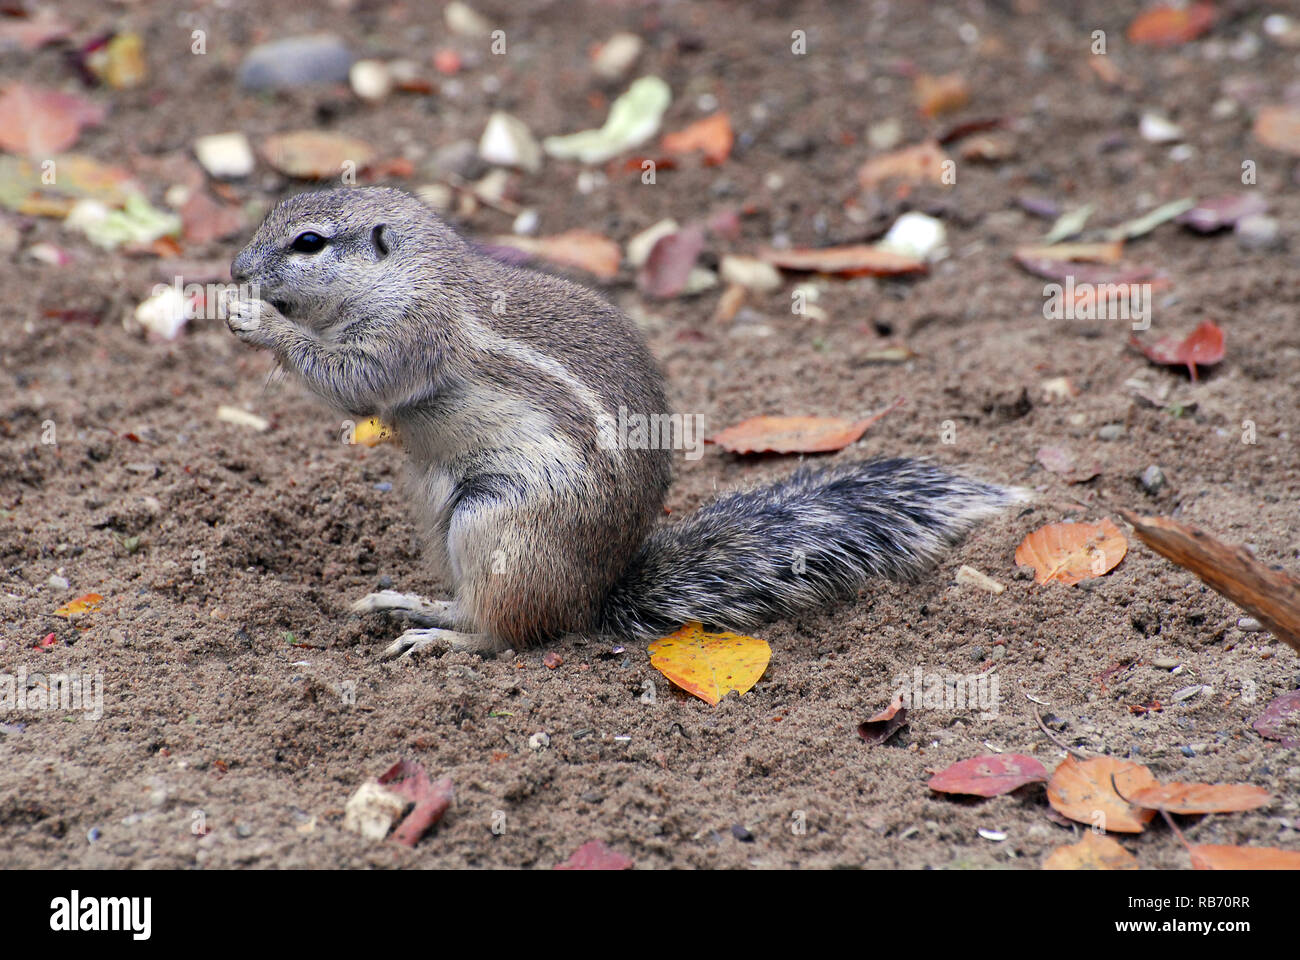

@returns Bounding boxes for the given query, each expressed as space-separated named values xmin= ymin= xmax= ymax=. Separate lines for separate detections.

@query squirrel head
xmin=231 ymin=186 xmax=464 ymax=332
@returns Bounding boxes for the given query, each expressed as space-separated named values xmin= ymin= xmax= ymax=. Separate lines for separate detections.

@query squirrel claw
xmin=382 ymin=627 xmax=492 ymax=660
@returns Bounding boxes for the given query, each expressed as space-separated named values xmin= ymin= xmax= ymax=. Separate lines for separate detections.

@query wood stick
xmin=1119 ymin=510 xmax=1300 ymax=655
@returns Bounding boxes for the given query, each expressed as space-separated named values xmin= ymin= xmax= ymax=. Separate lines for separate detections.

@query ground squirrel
xmin=227 ymin=186 xmax=1020 ymax=657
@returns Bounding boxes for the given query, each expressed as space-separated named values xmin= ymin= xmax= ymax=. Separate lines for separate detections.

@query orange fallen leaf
xmin=1015 ymin=519 xmax=1127 ymax=586
xmin=1127 ymin=3 xmax=1215 ymax=47
xmin=857 ymin=140 xmax=951 ymax=193
xmin=1046 ymin=756 xmax=1157 ymax=834
xmin=648 ymin=621 xmax=770 ymax=706
xmin=759 ymin=245 xmax=925 ymax=277
xmin=661 ymin=113 xmax=733 ymax=165
xmin=1128 ymin=320 xmax=1225 ymax=381
xmin=54 ymin=593 xmax=103 ymax=618
xmin=914 ymin=73 xmax=969 ymax=118
xmin=709 ymin=397 xmax=903 ymax=454
xmin=262 ymin=130 xmax=376 ymax=180
xmin=1190 ymin=844 xmax=1300 ymax=870
xmin=928 ymin=754 xmax=1048 ymax=797
xmin=491 ymin=230 xmax=621 ymax=280
xmin=0 ymin=85 xmax=106 ymax=156
xmin=1254 ymin=105 xmax=1300 ymax=157
xmin=1127 ymin=782 xmax=1271 ymax=815
xmin=1042 ymin=831 xmax=1139 ymax=870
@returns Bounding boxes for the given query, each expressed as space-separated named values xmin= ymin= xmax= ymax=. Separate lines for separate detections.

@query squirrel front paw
xmin=223 ymin=294 xmax=282 ymax=347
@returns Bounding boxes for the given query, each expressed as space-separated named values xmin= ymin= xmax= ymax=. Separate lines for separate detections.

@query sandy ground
xmin=1 ymin=0 xmax=1298 ymax=868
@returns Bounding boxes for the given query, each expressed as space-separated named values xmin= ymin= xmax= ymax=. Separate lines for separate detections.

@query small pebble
xmin=1152 ymin=656 xmax=1179 ymax=669
xmin=731 ymin=824 xmax=754 ymax=842
xmin=377 ymin=575 xmax=393 ymax=589
xmin=1181 ymin=745 xmax=1196 ymax=757
xmin=1139 ymin=465 xmax=1166 ymax=494
xmin=48 ymin=574 xmax=69 ymax=591
xmin=1236 ymin=213 xmax=1280 ymax=250
xmin=238 ymin=34 xmax=354 ymax=91
xmin=528 ymin=731 xmax=550 ymax=751
xmin=1238 ymin=617 xmax=1263 ymax=632
xmin=349 ymin=59 xmax=393 ymax=101
xmin=1098 ymin=423 xmax=1126 ymax=441
xmin=374 ymin=482 xmax=392 ymax=492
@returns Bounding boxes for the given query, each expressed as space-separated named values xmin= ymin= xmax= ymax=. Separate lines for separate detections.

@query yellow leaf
xmin=353 ymin=417 xmax=396 ymax=447
xmin=54 ymin=593 xmax=102 ymax=618
xmin=648 ymin=621 xmax=770 ymax=706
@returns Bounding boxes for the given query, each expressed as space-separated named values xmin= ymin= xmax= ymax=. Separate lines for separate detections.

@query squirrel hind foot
xmin=351 ymin=590 xmax=461 ymax=629
xmin=381 ymin=627 xmax=499 ymax=660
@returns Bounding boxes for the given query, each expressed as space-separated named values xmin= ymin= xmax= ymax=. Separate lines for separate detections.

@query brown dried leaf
xmin=1042 ymin=831 xmax=1139 ymax=870
xmin=1015 ymin=519 xmax=1127 ymax=586
xmin=262 ymin=130 xmax=376 ymax=180
xmin=858 ymin=695 xmax=907 ymax=746
xmin=710 ymin=397 xmax=903 ymax=454
xmin=1046 ymin=756 xmax=1157 ymax=834
xmin=759 ymin=245 xmax=925 ymax=277
xmin=492 ymin=229 xmax=621 ymax=280
xmin=1254 ymin=105 xmax=1300 ymax=157
xmin=1190 ymin=844 xmax=1300 ymax=870
xmin=857 ymin=140 xmax=951 ymax=193
xmin=1127 ymin=782 xmax=1271 ymax=815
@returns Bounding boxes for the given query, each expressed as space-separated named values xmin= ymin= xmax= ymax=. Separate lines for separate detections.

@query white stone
xmin=593 ymin=32 xmax=643 ymax=79
xmin=478 ymin=112 xmax=542 ymax=173
xmin=719 ymin=255 xmax=782 ymax=292
xmin=342 ymin=782 xmax=408 ymax=841
xmin=193 ymin=132 xmax=255 ymax=179
xmin=349 ymin=59 xmax=392 ymax=101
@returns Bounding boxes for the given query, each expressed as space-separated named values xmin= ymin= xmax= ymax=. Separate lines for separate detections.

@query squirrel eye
xmin=290 ymin=232 xmax=326 ymax=254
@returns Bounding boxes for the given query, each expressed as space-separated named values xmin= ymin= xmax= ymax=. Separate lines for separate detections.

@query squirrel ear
xmin=371 ymin=224 xmax=390 ymax=258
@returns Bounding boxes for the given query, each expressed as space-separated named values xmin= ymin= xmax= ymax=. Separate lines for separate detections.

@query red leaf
xmin=1129 ymin=321 xmax=1225 ymax=381
xmin=928 ymin=754 xmax=1049 ymax=797
xmin=378 ymin=760 xmax=454 ymax=847
xmin=554 ymin=840 xmax=634 ymax=870
xmin=0 ymin=84 xmax=106 ymax=156
xmin=1254 ymin=691 xmax=1300 ymax=747
xmin=637 ymin=225 xmax=704 ymax=298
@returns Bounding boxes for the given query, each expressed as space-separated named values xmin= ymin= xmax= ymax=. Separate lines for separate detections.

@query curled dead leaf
xmin=1015 ymin=519 xmax=1127 ymax=586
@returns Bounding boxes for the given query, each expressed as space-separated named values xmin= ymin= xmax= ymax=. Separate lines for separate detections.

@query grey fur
xmin=228 ymin=187 xmax=1020 ymax=653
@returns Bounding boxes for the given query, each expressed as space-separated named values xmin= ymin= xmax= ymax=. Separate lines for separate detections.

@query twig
xmin=1031 ymin=699 xmax=1091 ymax=760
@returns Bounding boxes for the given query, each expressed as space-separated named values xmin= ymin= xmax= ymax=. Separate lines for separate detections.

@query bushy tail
xmin=598 ymin=458 xmax=1023 ymax=640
